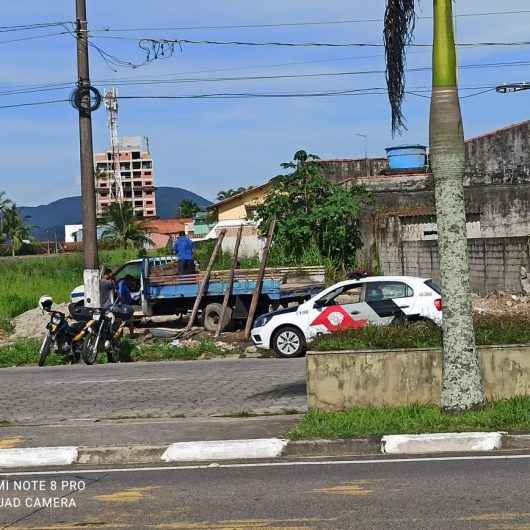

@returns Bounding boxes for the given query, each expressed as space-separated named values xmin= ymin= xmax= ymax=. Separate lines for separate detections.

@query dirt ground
xmin=472 ymin=292 xmax=530 ymax=318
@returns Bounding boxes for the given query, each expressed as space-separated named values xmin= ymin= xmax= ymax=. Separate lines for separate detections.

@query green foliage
xmin=2 ymin=202 xmax=34 ymax=257
xmin=256 ymin=151 xmax=371 ymax=272
xmin=0 ymin=339 xmax=63 ymax=368
xmin=99 ymin=202 xmax=153 ymax=249
xmin=216 ymin=187 xmax=252 ymax=202
xmin=311 ymin=316 xmax=530 ymax=352
xmin=290 ymin=396 xmax=530 ymax=439
xmin=179 ymin=200 xmax=201 ymax=218
xmin=0 ymin=249 xmax=139 ymax=330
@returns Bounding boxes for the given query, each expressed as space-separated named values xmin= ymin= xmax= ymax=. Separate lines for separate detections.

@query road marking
xmin=46 ymin=377 xmax=178 ymax=385
xmin=95 ymin=486 xmax=157 ymax=503
xmin=0 ymin=436 xmax=24 ymax=449
xmin=2 ymin=453 xmax=530 ymax=477
xmin=310 ymin=480 xmax=374 ymax=496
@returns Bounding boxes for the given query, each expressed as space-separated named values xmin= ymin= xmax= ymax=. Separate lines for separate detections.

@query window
xmin=144 ymin=171 xmax=152 ymax=176
xmin=365 ymin=281 xmax=413 ymax=302
xmin=318 ymin=284 xmax=363 ymax=307
xmin=132 ymin=151 xmax=141 ymax=160
xmin=142 ymin=161 xmax=152 ymax=169
xmin=424 ymin=279 xmax=441 ymax=294
xmin=132 ymin=161 xmax=141 ymax=170
xmin=133 ymin=171 xmax=141 ymax=177
xmin=114 ymin=262 xmax=141 ymax=281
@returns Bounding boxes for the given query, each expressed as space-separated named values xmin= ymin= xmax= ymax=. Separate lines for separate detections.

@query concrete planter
xmin=307 ymin=344 xmax=530 ymax=410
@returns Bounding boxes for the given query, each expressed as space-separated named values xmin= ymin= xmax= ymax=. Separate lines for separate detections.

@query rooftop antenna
xmin=104 ymin=87 xmax=124 ymax=203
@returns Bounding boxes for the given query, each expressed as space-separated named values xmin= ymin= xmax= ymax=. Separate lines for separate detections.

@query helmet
xmin=38 ymin=295 xmax=53 ymax=312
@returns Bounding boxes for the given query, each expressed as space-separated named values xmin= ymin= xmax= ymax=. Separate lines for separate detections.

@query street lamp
xmin=354 ymin=133 xmax=368 ymax=176
xmin=496 ymin=83 xmax=530 ymax=94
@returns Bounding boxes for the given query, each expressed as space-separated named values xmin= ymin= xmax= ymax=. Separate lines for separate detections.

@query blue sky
xmin=1 ymin=0 xmax=530 ymax=206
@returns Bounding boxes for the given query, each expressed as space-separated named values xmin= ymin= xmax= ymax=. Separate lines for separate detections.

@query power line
xmin=2 ymin=58 xmax=529 ymax=97
xmin=91 ymin=9 xmax=530 ymax=32
xmin=0 ymin=21 xmax=73 ymax=33
xmin=0 ymin=31 xmax=70 ymax=45
xmin=0 ymin=99 xmax=69 ymax=110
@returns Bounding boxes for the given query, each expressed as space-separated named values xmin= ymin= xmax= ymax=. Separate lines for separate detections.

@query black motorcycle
xmin=38 ymin=296 xmax=86 ymax=367
xmin=81 ymin=304 xmax=134 ymax=365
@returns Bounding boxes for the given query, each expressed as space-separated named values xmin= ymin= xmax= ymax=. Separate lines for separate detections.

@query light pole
xmin=496 ymin=83 xmax=530 ymax=94
xmin=354 ymin=133 xmax=368 ymax=176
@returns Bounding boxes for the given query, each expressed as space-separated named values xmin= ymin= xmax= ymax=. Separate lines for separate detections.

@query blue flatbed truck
xmin=71 ymin=257 xmax=326 ymax=331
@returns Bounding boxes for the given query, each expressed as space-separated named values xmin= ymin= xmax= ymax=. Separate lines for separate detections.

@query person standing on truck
xmin=174 ymin=231 xmax=196 ymax=275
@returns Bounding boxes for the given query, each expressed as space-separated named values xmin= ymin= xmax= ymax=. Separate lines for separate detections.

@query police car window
xmin=320 ymin=285 xmax=362 ymax=306
xmin=366 ymin=282 xmax=412 ymax=301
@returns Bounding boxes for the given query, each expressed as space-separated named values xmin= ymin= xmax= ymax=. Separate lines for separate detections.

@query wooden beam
xmin=184 ymin=230 xmax=226 ymax=334
xmin=215 ymin=224 xmax=244 ymax=338
xmin=244 ymin=218 xmax=276 ymax=340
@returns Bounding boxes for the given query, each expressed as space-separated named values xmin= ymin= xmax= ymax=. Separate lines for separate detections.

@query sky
xmin=1 ymin=0 xmax=530 ymax=206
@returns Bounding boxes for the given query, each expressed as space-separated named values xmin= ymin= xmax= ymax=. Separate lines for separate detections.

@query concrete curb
xmin=0 ymin=433 xmax=528 ymax=469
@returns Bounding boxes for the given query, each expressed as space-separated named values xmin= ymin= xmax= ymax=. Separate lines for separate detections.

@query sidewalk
xmin=0 ymin=415 xmax=302 ymax=449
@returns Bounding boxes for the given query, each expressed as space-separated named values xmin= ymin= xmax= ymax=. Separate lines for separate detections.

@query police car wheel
xmin=272 ymin=326 xmax=306 ymax=358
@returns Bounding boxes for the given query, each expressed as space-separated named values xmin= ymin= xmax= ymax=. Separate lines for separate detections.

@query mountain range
xmin=19 ymin=187 xmax=212 ymax=241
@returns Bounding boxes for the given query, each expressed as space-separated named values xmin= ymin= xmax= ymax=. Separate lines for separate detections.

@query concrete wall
xmin=307 ymin=345 xmax=530 ymax=410
xmin=381 ymin=237 xmax=529 ymax=295
xmin=317 ymin=158 xmax=388 ymax=183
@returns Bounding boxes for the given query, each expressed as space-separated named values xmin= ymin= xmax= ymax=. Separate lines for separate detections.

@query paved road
xmin=0 ymin=359 xmax=307 ymax=424
xmin=1 ymin=453 xmax=529 ymax=529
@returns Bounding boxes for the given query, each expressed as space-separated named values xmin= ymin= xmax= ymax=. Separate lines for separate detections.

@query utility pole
xmin=75 ymin=0 xmax=100 ymax=307
xmin=354 ymin=133 xmax=368 ymax=176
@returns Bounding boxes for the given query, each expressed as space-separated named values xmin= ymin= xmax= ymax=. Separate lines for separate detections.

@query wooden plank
xmin=244 ymin=218 xmax=276 ymax=340
xmin=184 ymin=230 xmax=226 ymax=334
xmin=215 ymin=224 xmax=243 ymax=338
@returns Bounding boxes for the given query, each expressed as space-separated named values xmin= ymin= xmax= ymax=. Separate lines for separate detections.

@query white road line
xmin=45 ymin=377 xmax=178 ymax=385
xmin=2 ymin=453 xmax=530 ymax=477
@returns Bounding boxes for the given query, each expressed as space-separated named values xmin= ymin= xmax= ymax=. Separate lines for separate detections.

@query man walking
xmin=173 ymin=231 xmax=196 ymax=275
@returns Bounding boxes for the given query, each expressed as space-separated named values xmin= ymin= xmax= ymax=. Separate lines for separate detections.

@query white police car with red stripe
xmin=251 ymin=276 xmax=443 ymax=358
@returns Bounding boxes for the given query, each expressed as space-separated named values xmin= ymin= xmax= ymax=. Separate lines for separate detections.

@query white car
xmin=251 ymin=276 xmax=443 ymax=358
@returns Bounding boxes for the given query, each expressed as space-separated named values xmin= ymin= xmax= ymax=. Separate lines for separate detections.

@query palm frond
xmin=384 ymin=0 xmax=417 ymax=135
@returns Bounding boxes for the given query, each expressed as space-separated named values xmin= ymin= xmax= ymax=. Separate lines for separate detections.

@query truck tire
xmin=271 ymin=325 xmax=306 ymax=358
xmin=204 ymin=303 xmax=232 ymax=333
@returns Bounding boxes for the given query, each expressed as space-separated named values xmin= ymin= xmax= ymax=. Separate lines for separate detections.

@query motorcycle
xmin=81 ymin=304 xmax=134 ymax=365
xmin=37 ymin=296 xmax=87 ymax=367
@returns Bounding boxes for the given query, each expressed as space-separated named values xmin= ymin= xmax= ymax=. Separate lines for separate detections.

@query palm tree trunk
xmin=430 ymin=0 xmax=484 ymax=411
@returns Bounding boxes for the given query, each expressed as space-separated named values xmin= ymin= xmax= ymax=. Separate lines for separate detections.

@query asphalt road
xmin=1 ymin=453 xmax=529 ymax=529
xmin=0 ymin=359 xmax=307 ymax=424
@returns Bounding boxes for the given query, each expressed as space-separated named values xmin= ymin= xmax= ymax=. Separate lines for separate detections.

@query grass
xmin=0 ymin=249 xmax=140 ymax=331
xmin=311 ymin=316 xmax=530 ymax=352
xmin=289 ymin=396 xmax=530 ymax=439
xmin=0 ymin=338 xmax=63 ymax=368
xmin=0 ymin=337 xmax=238 ymax=367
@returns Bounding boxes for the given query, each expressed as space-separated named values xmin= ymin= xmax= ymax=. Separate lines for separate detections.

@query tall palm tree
xmin=100 ymin=202 xmax=153 ymax=249
xmin=384 ymin=0 xmax=484 ymax=411
xmin=0 ymin=191 xmax=12 ymax=241
xmin=3 ymin=204 xmax=33 ymax=257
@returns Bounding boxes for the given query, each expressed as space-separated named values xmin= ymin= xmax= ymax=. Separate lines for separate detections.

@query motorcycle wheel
xmin=81 ymin=334 xmax=99 ymax=365
xmin=38 ymin=334 xmax=54 ymax=367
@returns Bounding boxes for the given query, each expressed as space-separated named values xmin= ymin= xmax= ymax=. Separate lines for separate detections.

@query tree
xmin=0 ymin=191 xmax=12 ymax=242
xmin=179 ymin=199 xmax=200 ymax=218
xmin=3 ymin=204 xmax=33 ymax=257
xmin=256 ymin=151 xmax=371 ymax=270
xmin=100 ymin=202 xmax=153 ymax=249
xmin=216 ymin=187 xmax=251 ymax=202
xmin=384 ymin=0 xmax=484 ymax=410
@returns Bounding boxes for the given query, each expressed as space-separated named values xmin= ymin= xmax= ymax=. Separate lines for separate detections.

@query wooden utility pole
xmin=75 ymin=0 xmax=100 ymax=307
xmin=184 ymin=230 xmax=226 ymax=334
xmin=215 ymin=225 xmax=243 ymax=338
xmin=244 ymin=218 xmax=276 ymax=340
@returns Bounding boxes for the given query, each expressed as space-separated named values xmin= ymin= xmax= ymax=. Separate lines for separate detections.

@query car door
xmin=305 ymin=283 xmax=369 ymax=339
xmin=362 ymin=280 xmax=415 ymax=325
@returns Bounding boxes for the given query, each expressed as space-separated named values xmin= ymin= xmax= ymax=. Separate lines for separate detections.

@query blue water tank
xmin=385 ymin=145 xmax=427 ymax=171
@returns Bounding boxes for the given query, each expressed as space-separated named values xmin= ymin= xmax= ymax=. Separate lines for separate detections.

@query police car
xmin=251 ymin=276 xmax=442 ymax=358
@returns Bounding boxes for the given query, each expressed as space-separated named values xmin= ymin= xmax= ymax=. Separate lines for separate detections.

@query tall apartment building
xmin=94 ymin=136 xmax=157 ymax=218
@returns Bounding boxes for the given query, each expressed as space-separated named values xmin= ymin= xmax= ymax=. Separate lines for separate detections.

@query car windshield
xmin=425 ymin=279 xmax=441 ymax=294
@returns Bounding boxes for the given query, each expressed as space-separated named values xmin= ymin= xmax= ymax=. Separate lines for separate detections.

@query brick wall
xmin=382 ymin=237 xmax=529 ymax=295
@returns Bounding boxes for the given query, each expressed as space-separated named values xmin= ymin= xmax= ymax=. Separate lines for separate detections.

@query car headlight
xmin=52 ymin=314 xmax=63 ymax=325
xmin=253 ymin=315 xmax=271 ymax=329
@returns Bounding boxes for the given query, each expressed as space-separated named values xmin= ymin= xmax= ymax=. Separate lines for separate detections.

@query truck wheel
xmin=204 ymin=303 xmax=232 ymax=332
xmin=272 ymin=326 xmax=306 ymax=358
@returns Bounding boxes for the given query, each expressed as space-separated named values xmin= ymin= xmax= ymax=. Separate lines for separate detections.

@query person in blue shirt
xmin=173 ymin=231 xmax=196 ymax=275
xmin=116 ymin=275 xmax=134 ymax=306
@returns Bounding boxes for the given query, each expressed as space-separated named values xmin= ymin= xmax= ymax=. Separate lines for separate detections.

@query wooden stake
xmin=215 ymin=224 xmax=244 ymax=338
xmin=184 ymin=230 xmax=226 ymax=334
xmin=244 ymin=218 xmax=276 ymax=340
